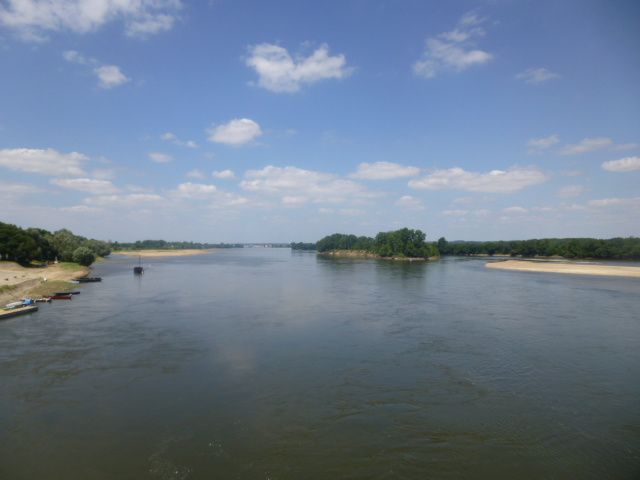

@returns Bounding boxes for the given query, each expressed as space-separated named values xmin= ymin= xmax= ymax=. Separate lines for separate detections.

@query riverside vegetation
xmin=295 ymin=230 xmax=640 ymax=260
xmin=0 ymin=221 xmax=110 ymax=266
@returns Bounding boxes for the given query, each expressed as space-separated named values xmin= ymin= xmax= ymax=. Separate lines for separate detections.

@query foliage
xmin=0 ymin=221 xmax=109 ymax=265
xmin=290 ymin=242 xmax=317 ymax=250
xmin=72 ymin=247 xmax=96 ymax=266
xmin=436 ymin=237 xmax=640 ymax=259
xmin=316 ymin=228 xmax=439 ymax=258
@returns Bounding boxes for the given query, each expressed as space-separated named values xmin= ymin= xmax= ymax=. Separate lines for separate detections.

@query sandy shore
xmin=486 ymin=260 xmax=640 ymax=278
xmin=114 ymin=249 xmax=215 ymax=257
xmin=0 ymin=262 xmax=89 ymax=305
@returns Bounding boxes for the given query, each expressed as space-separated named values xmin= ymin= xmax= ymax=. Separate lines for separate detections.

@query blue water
xmin=1 ymin=249 xmax=639 ymax=479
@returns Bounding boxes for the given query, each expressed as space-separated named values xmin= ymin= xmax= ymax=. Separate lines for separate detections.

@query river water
xmin=1 ymin=249 xmax=639 ymax=479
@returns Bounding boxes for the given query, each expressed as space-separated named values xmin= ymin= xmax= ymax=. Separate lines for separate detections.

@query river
xmin=1 ymin=249 xmax=639 ymax=479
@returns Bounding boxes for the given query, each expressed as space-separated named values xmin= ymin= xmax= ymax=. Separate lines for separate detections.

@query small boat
xmin=77 ymin=277 xmax=102 ymax=283
xmin=4 ymin=301 xmax=23 ymax=309
xmin=0 ymin=305 xmax=38 ymax=320
xmin=35 ymin=297 xmax=52 ymax=303
xmin=54 ymin=291 xmax=81 ymax=296
xmin=134 ymin=255 xmax=144 ymax=275
xmin=51 ymin=294 xmax=72 ymax=300
xmin=22 ymin=298 xmax=35 ymax=306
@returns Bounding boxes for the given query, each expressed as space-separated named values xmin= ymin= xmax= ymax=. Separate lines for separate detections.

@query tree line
xmin=0 ymin=222 xmax=111 ymax=266
xmin=436 ymin=237 xmax=640 ymax=259
xmin=290 ymin=242 xmax=317 ymax=250
xmin=110 ymin=240 xmax=244 ymax=250
xmin=316 ymin=228 xmax=439 ymax=258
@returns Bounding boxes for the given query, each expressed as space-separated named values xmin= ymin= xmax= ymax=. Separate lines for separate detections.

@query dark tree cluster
xmin=0 ymin=222 xmax=111 ymax=266
xmin=110 ymin=240 xmax=243 ymax=250
xmin=290 ymin=242 xmax=317 ymax=250
xmin=316 ymin=228 xmax=439 ymax=258
xmin=436 ymin=237 xmax=640 ymax=259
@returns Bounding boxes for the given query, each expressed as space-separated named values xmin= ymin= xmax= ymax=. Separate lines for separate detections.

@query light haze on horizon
xmin=0 ymin=0 xmax=639 ymax=243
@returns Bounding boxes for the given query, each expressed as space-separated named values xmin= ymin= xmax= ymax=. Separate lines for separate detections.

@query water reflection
xmin=0 ymin=250 xmax=639 ymax=479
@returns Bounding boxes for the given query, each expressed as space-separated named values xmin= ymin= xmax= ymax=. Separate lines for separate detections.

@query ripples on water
xmin=1 ymin=250 xmax=639 ymax=479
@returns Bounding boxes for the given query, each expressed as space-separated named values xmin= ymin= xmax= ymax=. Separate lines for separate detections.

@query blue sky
xmin=0 ymin=0 xmax=639 ymax=242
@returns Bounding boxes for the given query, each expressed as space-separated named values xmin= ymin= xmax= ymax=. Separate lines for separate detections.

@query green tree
xmin=72 ymin=247 xmax=96 ymax=266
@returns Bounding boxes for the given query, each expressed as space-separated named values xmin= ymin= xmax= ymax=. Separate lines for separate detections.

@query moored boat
xmin=77 ymin=277 xmax=102 ymax=283
xmin=51 ymin=294 xmax=72 ymax=300
xmin=54 ymin=291 xmax=81 ymax=295
xmin=4 ymin=301 xmax=23 ymax=309
xmin=35 ymin=297 xmax=52 ymax=303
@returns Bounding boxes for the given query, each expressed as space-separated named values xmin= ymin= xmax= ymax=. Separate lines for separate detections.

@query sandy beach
xmin=0 ymin=262 xmax=89 ymax=305
xmin=486 ymin=260 xmax=640 ymax=278
xmin=114 ymin=249 xmax=215 ymax=257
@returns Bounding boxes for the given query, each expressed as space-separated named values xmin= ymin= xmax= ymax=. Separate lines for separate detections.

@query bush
xmin=72 ymin=247 xmax=96 ymax=266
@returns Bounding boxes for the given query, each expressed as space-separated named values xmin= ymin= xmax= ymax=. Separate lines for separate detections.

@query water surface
xmin=1 ymin=249 xmax=639 ymax=479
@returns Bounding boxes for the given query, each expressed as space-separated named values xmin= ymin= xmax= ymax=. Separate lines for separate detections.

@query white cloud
xmin=94 ymin=65 xmax=130 ymax=89
xmin=413 ymin=12 xmax=492 ymax=79
xmin=51 ymin=177 xmax=119 ymax=194
xmin=409 ymin=166 xmax=548 ymax=193
xmin=527 ymin=134 xmax=559 ymax=153
xmin=560 ymin=137 xmax=613 ymax=155
xmin=172 ymin=182 xmax=217 ymax=199
xmin=84 ymin=193 xmax=164 ymax=207
xmin=0 ymin=181 xmax=43 ymax=198
xmin=246 ymin=43 xmax=352 ymax=93
xmin=350 ymin=161 xmax=420 ymax=180
xmin=241 ymin=165 xmax=375 ymax=204
xmin=601 ymin=156 xmax=640 ymax=172
xmin=0 ymin=147 xmax=87 ymax=176
xmin=611 ymin=142 xmax=640 ymax=152
xmin=516 ymin=68 xmax=561 ymax=85
xmin=207 ymin=118 xmax=262 ymax=146
xmin=281 ymin=195 xmax=308 ymax=206
xmin=60 ymin=205 xmax=103 ymax=213
xmin=395 ymin=195 xmax=425 ymax=210
xmin=0 ymin=0 xmax=182 ymax=41
xmin=556 ymin=185 xmax=587 ymax=198
xmin=162 ymin=132 xmax=198 ymax=148
xmin=185 ymin=169 xmax=205 ymax=179
xmin=92 ymin=168 xmax=115 ymax=180
xmin=64 ymin=50 xmax=130 ymax=89
xmin=213 ymin=169 xmax=235 ymax=179
xmin=63 ymin=49 xmax=94 ymax=65
xmin=588 ymin=197 xmax=640 ymax=208
xmin=148 ymin=151 xmax=172 ymax=163
xmin=503 ymin=206 xmax=528 ymax=214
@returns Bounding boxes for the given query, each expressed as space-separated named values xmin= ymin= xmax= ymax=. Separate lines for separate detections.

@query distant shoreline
xmin=486 ymin=260 xmax=640 ymax=278
xmin=114 ymin=249 xmax=215 ymax=258
xmin=318 ymin=250 xmax=438 ymax=261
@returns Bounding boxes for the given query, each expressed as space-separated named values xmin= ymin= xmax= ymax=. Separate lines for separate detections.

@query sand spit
xmin=486 ymin=260 xmax=640 ymax=278
xmin=0 ymin=262 xmax=89 ymax=305
xmin=114 ymin=249 xmax=215 ymax=258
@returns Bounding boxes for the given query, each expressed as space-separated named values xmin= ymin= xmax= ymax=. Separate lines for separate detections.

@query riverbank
xmin=114 ymin=249 xmax=215 ymax=257
xmin=0 ymin=261 xmax=89 ymax=305
xmin=318 ymin=250 xmax=438 ymax=261
xmin=486 ymin=260 xmax=640 ymax=278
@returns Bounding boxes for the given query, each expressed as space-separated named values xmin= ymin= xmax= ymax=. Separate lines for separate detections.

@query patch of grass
xmin=0 ymin=285 xmax=17 ymax=294
xmin=58 ymin=262 xmax=85 ymax=271
xmin=28 ymin=280 xmax=81 ymax=298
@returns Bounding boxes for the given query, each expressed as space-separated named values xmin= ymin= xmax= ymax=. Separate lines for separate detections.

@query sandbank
xmin=486 ymin=260 xmax=640 ymax=278
xmin=0 ymin=262 xmax=89 ymax=305
xmin=115 ymin=249 xmax=215 ymax=257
